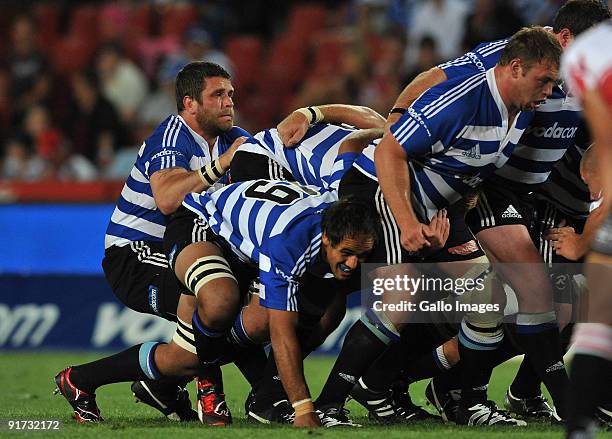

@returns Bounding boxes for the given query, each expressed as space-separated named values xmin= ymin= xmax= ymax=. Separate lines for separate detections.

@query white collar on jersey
xmin=177 ymin=114 xmax=220 ymax=160
xmin=485 ymin=68 xmax=510 ymax=129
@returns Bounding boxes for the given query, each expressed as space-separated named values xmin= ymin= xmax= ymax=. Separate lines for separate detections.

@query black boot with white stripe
xmin=350 ymin=378 xmax=438 ymax=424
xmin=456 ymin=400 xmax=527 ymax=426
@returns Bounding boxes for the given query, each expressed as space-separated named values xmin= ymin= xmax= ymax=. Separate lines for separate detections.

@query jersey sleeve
xmin=438 ymin=39 xmax=506 ymax=80
xmin=147 ymin=129 xmax=192 ymax=177
xmin=324 ymin=151 xmax=359 ymax=191
xmin=389 ymin=107 xmax=439 ymax=157
xmin=258 ymin=263 xmax=300 ymax=312
xmin=257 ymin=229 xmax=318 ymax=312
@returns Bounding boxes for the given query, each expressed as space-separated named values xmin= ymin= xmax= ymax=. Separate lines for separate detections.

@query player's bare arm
xmin=268 ymin=308 xmax=321 ymax=427
xmin=150 ymin=136 xmax=246 ymax=215
xmin=386 ymin=67 xmax=447 ymax=127
xmin=338 ymin=128 xmax=384 ymax=155
xmin=374 ymin=131 xmax=430 ymax=252
xmin=278 ymin=104 xmax=385 ymax=146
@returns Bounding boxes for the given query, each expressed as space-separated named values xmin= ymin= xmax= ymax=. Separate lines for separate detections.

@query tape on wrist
xmin=295 ymin=107 xmax=324 ymax=125
xmin=388 ymin=107 xmax=407 ymax=116
xmin=197 ymin=158 xmax=224 ymax=187
xmin=292 ymin=398 xmax=314 ymax=417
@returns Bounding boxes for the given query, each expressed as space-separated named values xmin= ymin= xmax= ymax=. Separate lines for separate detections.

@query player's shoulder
xmin=145 ymin=115 xmax=195 ymax=148
xmin=415 ymin=71 xmax=488 ymax=117
xmin=222 ymin=126 xmax=251 ymax=142
xmin=472 ymin=37 xmax=509 ymax=56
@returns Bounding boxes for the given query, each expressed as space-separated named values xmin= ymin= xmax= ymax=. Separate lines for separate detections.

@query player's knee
xmin=156 ymin=335 xmax=200 ymax=376
xmin=182 ymin=253 xmax=239 ymax=329
xmin=442 ymin=337 xmax=460 ymax=365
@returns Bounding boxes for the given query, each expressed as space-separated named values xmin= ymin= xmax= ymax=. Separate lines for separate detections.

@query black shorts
xmin=231 ymin=151 xmax=296 ymax=183
xmin=466 ymin=184 xmax=536 ymax=235
xmin=338 ymin=166 xmax=485 ymax=264
xmin=533 ymin=199 xmax=586 ymax=304
xmin=103 ymin=241 xmax=183 ymax=322
xmin=164 ymin=205 xmax=259 ymax=300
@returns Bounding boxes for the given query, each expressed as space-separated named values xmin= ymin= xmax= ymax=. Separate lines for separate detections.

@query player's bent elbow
xmin=154 ymin=196 xmax=181 ymax=216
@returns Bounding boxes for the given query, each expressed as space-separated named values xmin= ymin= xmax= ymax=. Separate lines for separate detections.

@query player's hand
xmin=293 ymin=411 xmax=321 ymax=428
xmin=424 ymin=209 xmax=450 ymax=250
xmin=277 ymin=111 xmax=309 ymax=147
xmin=220 ymin=136 xmax=248 ymax=168
xmin=399 ymin=220 xmax=431 ymax=252
xmin=544 ymin=226 xmax=584 ymax=261
xmin=384 ymin=112 xmax=402 ymax=131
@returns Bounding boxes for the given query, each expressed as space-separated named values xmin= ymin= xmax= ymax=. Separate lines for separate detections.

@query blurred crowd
xmin=0 ymin=0 xmax=592 ymax=182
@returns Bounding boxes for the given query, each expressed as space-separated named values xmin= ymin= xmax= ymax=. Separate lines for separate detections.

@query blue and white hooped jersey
xmin=183 ymin=180 xmax=337 ymax=312
xmin=236 ymin=123 xmax=360 ymax=191
xmin=104 ymin=115 xmax=249 ymax=249
xmin=536 ymin=124 xmax=592 ymax=219
xmin=440 ymin=36 xmax=585 ymax=192
xmin=354 ymin=68 xmax=531 ymax=220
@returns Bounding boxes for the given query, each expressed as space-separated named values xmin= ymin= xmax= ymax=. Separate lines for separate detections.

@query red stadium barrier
xmin=0 ymin=180 xmax=123 ymax=203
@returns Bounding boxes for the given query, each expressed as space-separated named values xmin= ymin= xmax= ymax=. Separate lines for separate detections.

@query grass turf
xmin=0 ymin=352 xmax=607 ymax=438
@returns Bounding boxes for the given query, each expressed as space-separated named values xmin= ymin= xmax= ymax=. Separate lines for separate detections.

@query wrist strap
xmin=197 ymin=158 xmax=224 ymax=188
xmin=388 ymin=107 xmax=407 ymax=116
xmin=295 ymin=106 xmax=324 ymax=125
xmin=292 ymin=398 xmax=314 ymax=417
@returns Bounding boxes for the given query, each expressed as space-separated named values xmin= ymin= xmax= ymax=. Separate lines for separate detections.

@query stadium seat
xmin=311 ymin=31 xmax=348 ymax=76
xmin=69 ymin=4 xmax=99 ymax=42
xmin=51 ymin=37 xmax=96 ymax=75
xmin=34 ymin=3 xmax=60 ymax=50
xmin=225 ymin=35 xmax=264 ymax=91
xmin=264 ymin=35 xmax=307 ymax=89
xmin=126 ymin=3 xmax=153 ymax=40
xmin=286 ymin=3 xmax=329 ymax=41
xmin=160 ymin=4 xmax=197 ymax=39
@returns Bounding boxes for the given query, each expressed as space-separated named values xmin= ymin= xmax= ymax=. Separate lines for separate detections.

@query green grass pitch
xmin=0 ymin=352 xmax=609 ymax=438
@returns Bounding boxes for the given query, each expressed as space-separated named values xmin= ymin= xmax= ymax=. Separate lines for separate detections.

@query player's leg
xmin=315 ymin=169 xmax=405 ymax=415
xmin=350 ymin=325 xmax=452 ymax=423
xmin=245 ymin=275 xmax=358 ymax=426
xmin=468 ymin=188 xmax=569 ymax=420
xmin=54 ymin=292 xmax=200 ymax=423
xmin=567 ymin=234 xmax=612 ymax=438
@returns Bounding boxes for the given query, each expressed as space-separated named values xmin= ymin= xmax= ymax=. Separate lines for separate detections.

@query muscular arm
xmin=546 ymin=206 xmax=607 ymax=261
xmin=374 ymin=131 xmax=430 ymax=251
xmin=317 ymin=104 xmax=385 ymax=129
xmin=278 ymin=105 xmax=385 ymax=146
xmin=150 ymin=168 xmax=209 ymax=215
xmin=150 ymin=137 xmax=245 ymax=215
xmin=268 ymin=309 xmax=309 ymax=403
xmin=387 ymin=67 xmax=447 ymax=127
xmin=338 ymin=128 xmax=384 ymax=155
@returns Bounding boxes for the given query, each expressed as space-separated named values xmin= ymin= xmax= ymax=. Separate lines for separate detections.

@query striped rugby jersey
xmin=235 ymin=123 xmax=360 ymax=191
xmin=536 ymin=123 xmax=591 ymax=218
xmin=440 ymin=36 xmax=587 ymax=194
xmin=183 ymin=180 xmax=336 ymax=311
xmin=354 ymin=68 xmax=532 ymax=221
xmin=104 ymin=115 xmax=249 ymax=249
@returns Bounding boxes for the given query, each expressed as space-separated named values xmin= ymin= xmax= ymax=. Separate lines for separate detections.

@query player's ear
xmin=510 ymin=58 xmax=522 ymax=79
xmin=557 ymin=28 xmax=573 ymax=49
xmin=322 ymin=232 xmax=330 ymax=247
xmin=183 ymin=95 xmax=196 ymax=114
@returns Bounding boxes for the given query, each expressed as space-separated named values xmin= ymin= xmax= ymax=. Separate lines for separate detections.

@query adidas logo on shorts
xmin=501 ymin=205 xmax=522 ymax=219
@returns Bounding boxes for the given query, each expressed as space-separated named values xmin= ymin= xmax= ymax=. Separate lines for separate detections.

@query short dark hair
xmin=498 ymin=26 xmax=562 ymax=70
xmin=175 ymin=61 xmax=231 ymax=112
xmin=553 ymin=0 xmax=611 ymax=36
xmin=321 ymin=196 xmax=380 ymax=247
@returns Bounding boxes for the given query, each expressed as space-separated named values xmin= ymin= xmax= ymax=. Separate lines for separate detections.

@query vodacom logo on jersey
xmin=524 ymin=122 xmax=578 ymax=139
